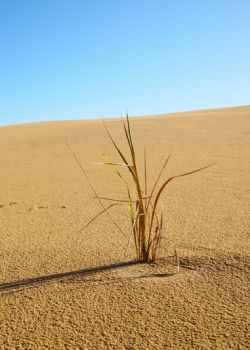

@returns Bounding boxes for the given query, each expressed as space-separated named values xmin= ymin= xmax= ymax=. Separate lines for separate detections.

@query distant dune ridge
xmin=0 ymin=106 xmax=249 ymax=349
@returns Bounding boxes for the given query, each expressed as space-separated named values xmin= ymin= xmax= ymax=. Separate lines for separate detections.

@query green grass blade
xmin=102 ymin=118 xmax=136 ymax=181
xmin=123 ymin=120 xmax=135 ymax=166
xmin=124 ymin=203 xmax=140 ymax=259
xmin=102 ymin=154 xmax=131 ymax=186
xmin=121 ymin=119 xmax=144 ymax=201
xmin=126 ymin=111 xmax=136 ymax=164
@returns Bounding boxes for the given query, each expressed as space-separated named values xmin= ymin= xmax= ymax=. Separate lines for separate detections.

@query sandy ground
xmin=0 ymin=106 xmax=249 ymax=349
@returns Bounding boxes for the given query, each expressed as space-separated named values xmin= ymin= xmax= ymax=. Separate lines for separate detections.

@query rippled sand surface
xmin=0 ymin=106 xmax=249 ymax=349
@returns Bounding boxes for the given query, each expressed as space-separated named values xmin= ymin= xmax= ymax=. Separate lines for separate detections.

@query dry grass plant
xmin=67 ymin=113 xmax=213 ymax=266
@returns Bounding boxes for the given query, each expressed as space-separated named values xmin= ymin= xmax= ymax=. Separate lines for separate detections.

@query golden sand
xmin=0 ymin=106 xmax=249 ymax=349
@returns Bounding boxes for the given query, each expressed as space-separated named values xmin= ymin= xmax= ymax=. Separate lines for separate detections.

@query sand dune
xmin=0 ymin=106 xmax=249 ymax=349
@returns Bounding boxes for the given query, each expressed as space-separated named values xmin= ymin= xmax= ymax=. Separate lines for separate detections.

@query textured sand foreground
xmin=0 ymin=106 xmax=249 ymax=349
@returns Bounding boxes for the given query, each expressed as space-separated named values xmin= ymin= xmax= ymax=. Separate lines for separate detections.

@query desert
xmin=0 ymin=106 xmax=249 ymax=349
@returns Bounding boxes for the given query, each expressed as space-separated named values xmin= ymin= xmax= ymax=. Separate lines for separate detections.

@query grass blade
xmin=66 ymin=141 xmax=127 ymax=237
xmin=149 ymin=163 xmax=215 ymax=236
xmin=101 ymin=118 xmax=136 ymax=181
xmin=146 ymin=154 xmax=171 ymax=213
xmin=124 ymin=204 xmax=140 ymax=259
xmin=92 ymin=196 xmax=132 ymax=203
xmin=79 ymin=203 xmax=124 ymax=233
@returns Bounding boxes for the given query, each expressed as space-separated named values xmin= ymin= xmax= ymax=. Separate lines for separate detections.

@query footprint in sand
xmin=1 ymin=202 xmax=67 ymax=211
xmin=28 ymin=204 xmax=48 ymax=211
xmin=0 ymin=202 xmax=18 ymax=208
xmin=28 ymin=205 xmax=37 ymax=211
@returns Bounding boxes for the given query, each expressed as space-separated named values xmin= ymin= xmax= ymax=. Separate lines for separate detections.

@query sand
xmin=0 ymin=106 xmax=249 ymax=349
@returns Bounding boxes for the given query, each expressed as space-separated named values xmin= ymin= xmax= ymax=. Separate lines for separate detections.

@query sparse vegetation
xmin=67 ymin=113 xmax=213 ymax=264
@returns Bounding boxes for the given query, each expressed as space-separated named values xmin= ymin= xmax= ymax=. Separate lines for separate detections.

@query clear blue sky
xmin=0 ymin=0 xmax=249 ymax=126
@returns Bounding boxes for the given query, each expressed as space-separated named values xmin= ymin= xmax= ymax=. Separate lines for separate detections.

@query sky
xmin=0 ymin=0 xmax=249 ymax=127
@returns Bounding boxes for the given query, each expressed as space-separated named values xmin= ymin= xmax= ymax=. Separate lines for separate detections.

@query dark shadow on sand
xmin=0 ymin=260 xmax=141 ymax=292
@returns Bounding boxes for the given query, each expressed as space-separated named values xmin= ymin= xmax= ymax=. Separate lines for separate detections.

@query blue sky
xmin=0 ymin=0 xmax=249 ymax=126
